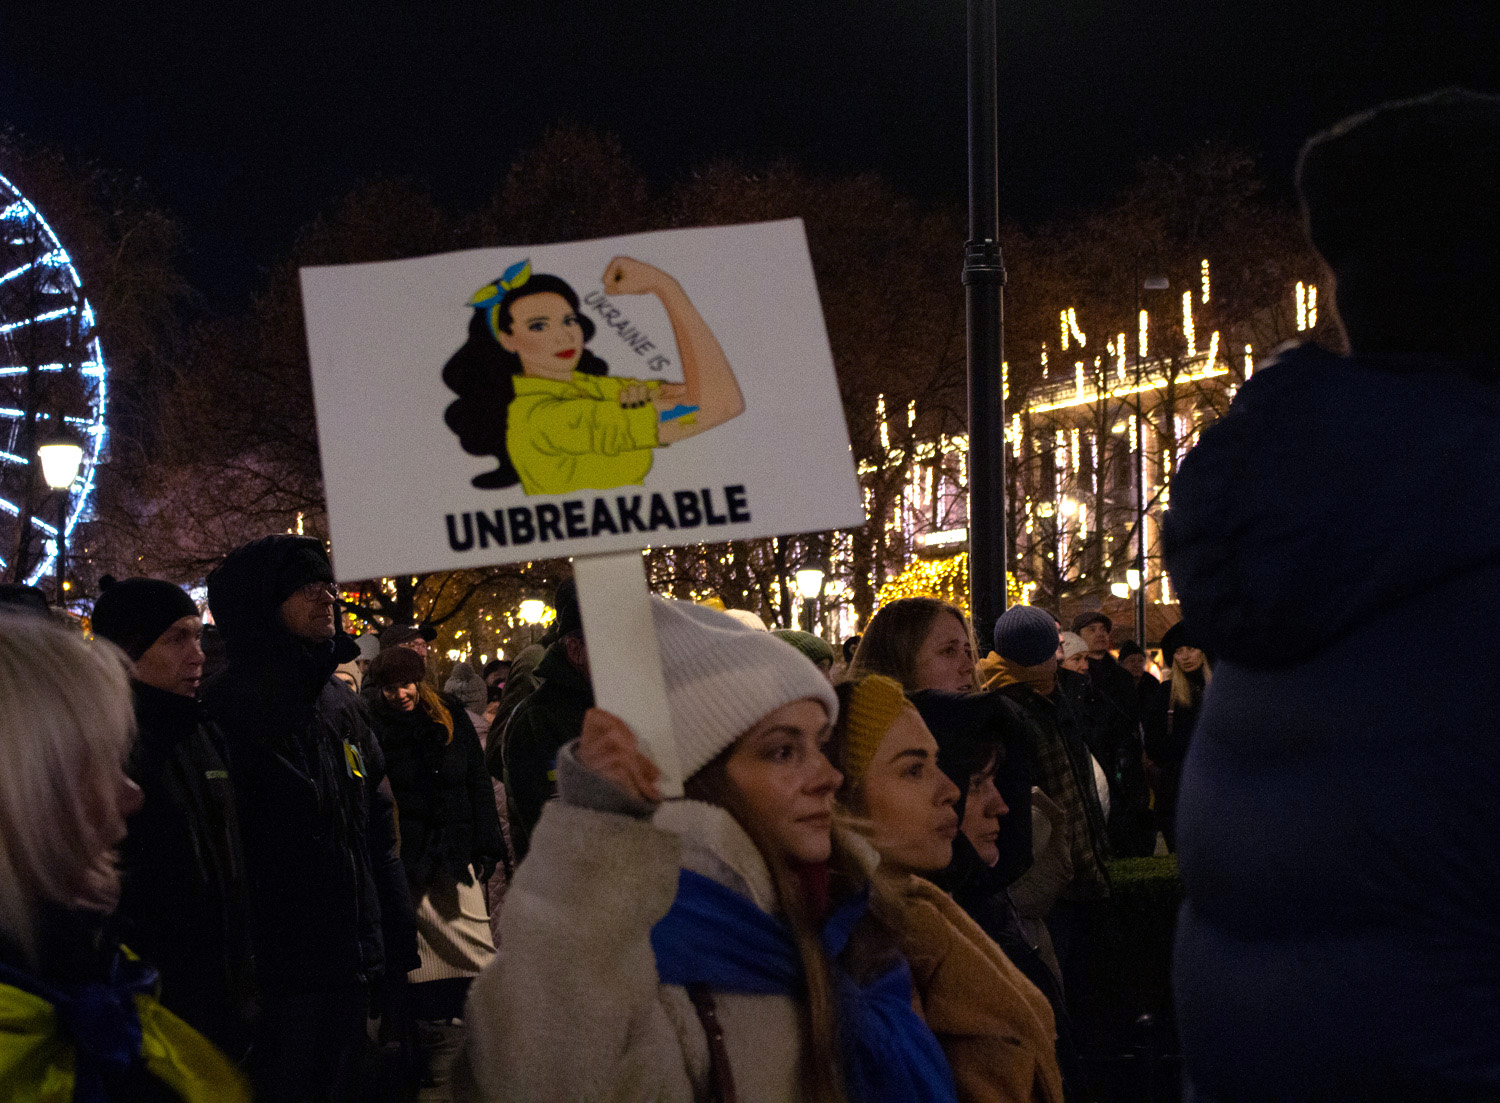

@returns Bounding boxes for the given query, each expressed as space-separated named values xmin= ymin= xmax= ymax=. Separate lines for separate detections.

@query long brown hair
xmin=684 ymin=752 xmax=845 ymax=1103
xmin=851 ymin=597 xmax=978 ymax=692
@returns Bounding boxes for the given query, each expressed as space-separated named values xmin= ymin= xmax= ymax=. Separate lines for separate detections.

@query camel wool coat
xmin=899 ymin=876 xmax=1065 ymax=1103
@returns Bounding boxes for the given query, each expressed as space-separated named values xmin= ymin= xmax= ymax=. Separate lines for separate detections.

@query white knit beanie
xmin=651 ymin=597 xmax=839 ymax=780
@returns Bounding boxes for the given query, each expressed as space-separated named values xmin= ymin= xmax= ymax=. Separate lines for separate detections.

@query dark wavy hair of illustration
xmin=442 ymin=273 xmax=609 ymax=489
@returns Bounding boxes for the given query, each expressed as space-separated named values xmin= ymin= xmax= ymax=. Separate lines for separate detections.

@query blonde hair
xmin=1171 ymin=651 xmax=1213 ymax=708
xmin=851 ymin=597 xmax=979 ymax=693
xmin=417 ymin=683 xmax=454 ymax=743
xmin=0 ymin=614 xmax=136 ymax=966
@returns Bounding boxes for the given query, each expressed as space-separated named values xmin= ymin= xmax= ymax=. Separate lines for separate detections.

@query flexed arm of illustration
xmin=601 ymin=256 xmax=745 ymax=444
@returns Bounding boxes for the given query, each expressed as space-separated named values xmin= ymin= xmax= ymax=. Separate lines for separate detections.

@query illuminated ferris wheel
xmin=0 ymin=171 xmax=107 ymax=596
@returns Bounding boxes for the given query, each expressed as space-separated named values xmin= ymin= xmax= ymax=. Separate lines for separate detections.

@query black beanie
xmin=92 ymin=577 xmax=200 ymax=660
xmin=1296 ymin=89 xmax=1500 ymax=359
xmin=271 ymin=541 xmax=335 ymax=608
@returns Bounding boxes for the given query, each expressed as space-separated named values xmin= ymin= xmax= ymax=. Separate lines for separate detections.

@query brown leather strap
xmin=686 ymin=983 xmax=738 ymax=1103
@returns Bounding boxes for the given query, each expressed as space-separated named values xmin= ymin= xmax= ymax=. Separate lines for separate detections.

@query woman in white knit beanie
xmin=456 ymin=598 xmax=959 ymax=1103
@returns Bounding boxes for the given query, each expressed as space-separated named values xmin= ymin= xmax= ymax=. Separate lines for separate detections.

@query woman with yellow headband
xmin=829 ymin=672 xmax=1065 ymax=1103
xmin=443 ymin=256 xmax=745 ymax=494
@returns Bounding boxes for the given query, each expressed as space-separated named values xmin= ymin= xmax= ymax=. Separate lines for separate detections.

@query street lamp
xmin=518 ymin=598 xmax=549 ymax=645
xmin=37 ymin=433 xmax=83 ymax=606
xmin=794 ymin=567 xmax=825 ymax=636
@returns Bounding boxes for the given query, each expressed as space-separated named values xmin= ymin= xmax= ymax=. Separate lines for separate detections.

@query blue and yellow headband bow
xmin=468 ymin=258 xmax=532 ymax=342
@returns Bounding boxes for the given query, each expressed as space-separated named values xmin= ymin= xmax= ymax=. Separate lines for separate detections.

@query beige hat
xmin=1059 ymin=631 xmax=1089 ymax=662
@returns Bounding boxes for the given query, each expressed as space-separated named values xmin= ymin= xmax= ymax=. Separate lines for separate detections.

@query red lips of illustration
xmin=555 ymin=349 xmax=579 ymax=360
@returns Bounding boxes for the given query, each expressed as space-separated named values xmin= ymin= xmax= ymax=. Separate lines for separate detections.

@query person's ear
xmin=496 ymin=328 xmax=518 ymax=354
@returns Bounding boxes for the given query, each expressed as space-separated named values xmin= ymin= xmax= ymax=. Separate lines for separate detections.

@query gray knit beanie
xmin=652 ymin=597 xmax=839 ymax=780
xmin=444 ymin=661 xmax=488 ymax=714
xmin=993 ymin=604 xmax=1061 ymax=667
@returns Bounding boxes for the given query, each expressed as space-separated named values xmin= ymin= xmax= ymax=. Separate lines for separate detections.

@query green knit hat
xmin=771 ymin=629 xmax=836 ymax=669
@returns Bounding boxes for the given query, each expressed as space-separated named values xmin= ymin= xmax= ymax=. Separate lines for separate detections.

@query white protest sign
xmin=300 ymin=219 xmax=864 ymax=791
xmin=300 ymin=219 xmax=863 ymax=580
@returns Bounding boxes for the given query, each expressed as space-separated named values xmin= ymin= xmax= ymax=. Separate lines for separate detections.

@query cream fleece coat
xmin=453 ymin=784 xmax=812 ymax=1102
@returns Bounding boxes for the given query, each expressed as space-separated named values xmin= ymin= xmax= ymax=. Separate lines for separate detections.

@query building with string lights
xmin=861 ymin=266 xmax=1326 ymax=643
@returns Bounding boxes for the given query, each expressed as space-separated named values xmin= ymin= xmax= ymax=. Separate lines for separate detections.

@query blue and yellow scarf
xmin=652 ymin=869 xmax=958 ymax=1103
xmin=0 ymin=952 xmax=249 ymax=1102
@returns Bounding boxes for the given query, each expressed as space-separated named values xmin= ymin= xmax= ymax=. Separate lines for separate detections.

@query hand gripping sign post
xmin=300 ymin=220 xmax=864 ymax=795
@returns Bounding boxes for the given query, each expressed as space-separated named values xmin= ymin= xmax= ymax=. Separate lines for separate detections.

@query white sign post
xmin=300 ymin=219 xmax=864 ymax=788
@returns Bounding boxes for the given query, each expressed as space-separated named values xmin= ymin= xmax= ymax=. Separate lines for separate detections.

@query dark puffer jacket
xmin=202 ymin=536 xmax=419 ymax=995
xmin=1163 ymin=343 xmax=1500 ymax=1100
xmin=368 ymin=692 xmax=505 ymax=893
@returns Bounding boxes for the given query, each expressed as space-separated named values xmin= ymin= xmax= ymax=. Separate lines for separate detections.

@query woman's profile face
xmin=496 ymin=291 xmax=586 ymax=379
xmin=858 ymin=707 xmax=960 ymax=873
xmin=1176 ymin=646 xmax=1205 ymax=673
xmin=960 ymin=761 xmax=1009 ymax=867
xmin=912 ymin=612 xmax=976 ymax=693
xmin=723 ymin=698 xmax=841 ymax=867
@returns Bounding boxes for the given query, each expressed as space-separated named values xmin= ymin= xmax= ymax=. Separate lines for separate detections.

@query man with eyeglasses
xmin=203 ymin=535 xmax=418 ymax=1102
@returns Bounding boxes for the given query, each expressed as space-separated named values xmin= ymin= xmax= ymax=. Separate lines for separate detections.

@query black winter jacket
xmin=1163 ymin=343 xmax=1500 ymax=1100
xmin=115 ymin=681 xmax=254 ymax=1058
xmin=203 ymin=537 xmax=419 ymax=996
xmin=368 ymin=693 xmax=505 ymax=893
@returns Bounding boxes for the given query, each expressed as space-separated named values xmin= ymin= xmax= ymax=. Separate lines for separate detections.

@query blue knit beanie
xmin=992 ymin=605 xmax=1060 ymax=667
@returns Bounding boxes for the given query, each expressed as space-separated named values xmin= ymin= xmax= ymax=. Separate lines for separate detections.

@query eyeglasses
xmin=297 ymin=582 xmax=338 ymax=602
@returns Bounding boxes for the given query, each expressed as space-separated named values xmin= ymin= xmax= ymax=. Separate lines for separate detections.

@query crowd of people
xmin=1 ymin=89 xmax=1497 ymax=1102
xmin=0 ymin=550 xmax=1203 ymax=1103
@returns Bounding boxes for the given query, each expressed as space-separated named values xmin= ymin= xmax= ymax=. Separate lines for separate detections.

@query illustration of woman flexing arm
xmin=442 ymin=256 xmax=745 ymax=494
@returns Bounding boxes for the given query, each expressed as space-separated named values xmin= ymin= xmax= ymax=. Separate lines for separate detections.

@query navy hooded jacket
xmin=1163 ymin=343 xmax=1500 ymax=1100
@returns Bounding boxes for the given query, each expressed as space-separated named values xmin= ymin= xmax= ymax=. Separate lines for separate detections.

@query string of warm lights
xmin=874 ymin=553 xmax=1030 ymax=618
xmin=1200 ymin=258 xmax=1211 ymax=304
xmin=1138 ymin=310 xmax=1149 ymax=357
xmin=1182 ymin=291 xmax=1197 ymax=356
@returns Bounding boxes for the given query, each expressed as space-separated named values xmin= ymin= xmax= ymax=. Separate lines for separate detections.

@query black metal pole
xmin=1134 ymin=276 xmax=1147 ymax=646
xmin=964 ymin=0 xmax=1007 ymax=645
xmin=55 ymin=495 xmax=66 ymax=607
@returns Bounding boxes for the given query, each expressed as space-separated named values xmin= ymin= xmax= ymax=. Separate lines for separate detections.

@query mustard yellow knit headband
xmin=841 ymin=673 xmax=909 ymax=789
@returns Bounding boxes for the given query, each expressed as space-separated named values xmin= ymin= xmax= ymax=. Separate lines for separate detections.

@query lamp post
xmin=794 ymin=566 xmax=826 ymax=636
xmin=1134 ymin=272 xmax=1168 ymax=646
xmin=518 ymin=598 xmax=548 ymax=645
xmin=963 ymin=0 xmax=1007 ymax=646
xmin=37 ymin=433 xmax=83 ymax=606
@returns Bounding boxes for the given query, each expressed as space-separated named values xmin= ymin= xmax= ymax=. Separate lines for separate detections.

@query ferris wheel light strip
xmin=0 ymin=361 xmax=102 ymax=376
xmin=0 ymin=252 xmax=64 ymax=287
xmin=0 ymin=307 xmax=73 ymax=334
xmin=0 ymin=170 xmax=108 ymax=590
xmin=0 ymin=497 xmax=59 ymax=535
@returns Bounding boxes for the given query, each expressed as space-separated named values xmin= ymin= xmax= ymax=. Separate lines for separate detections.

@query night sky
xmin=2 ymin=1 xmax=1495 ymax=304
